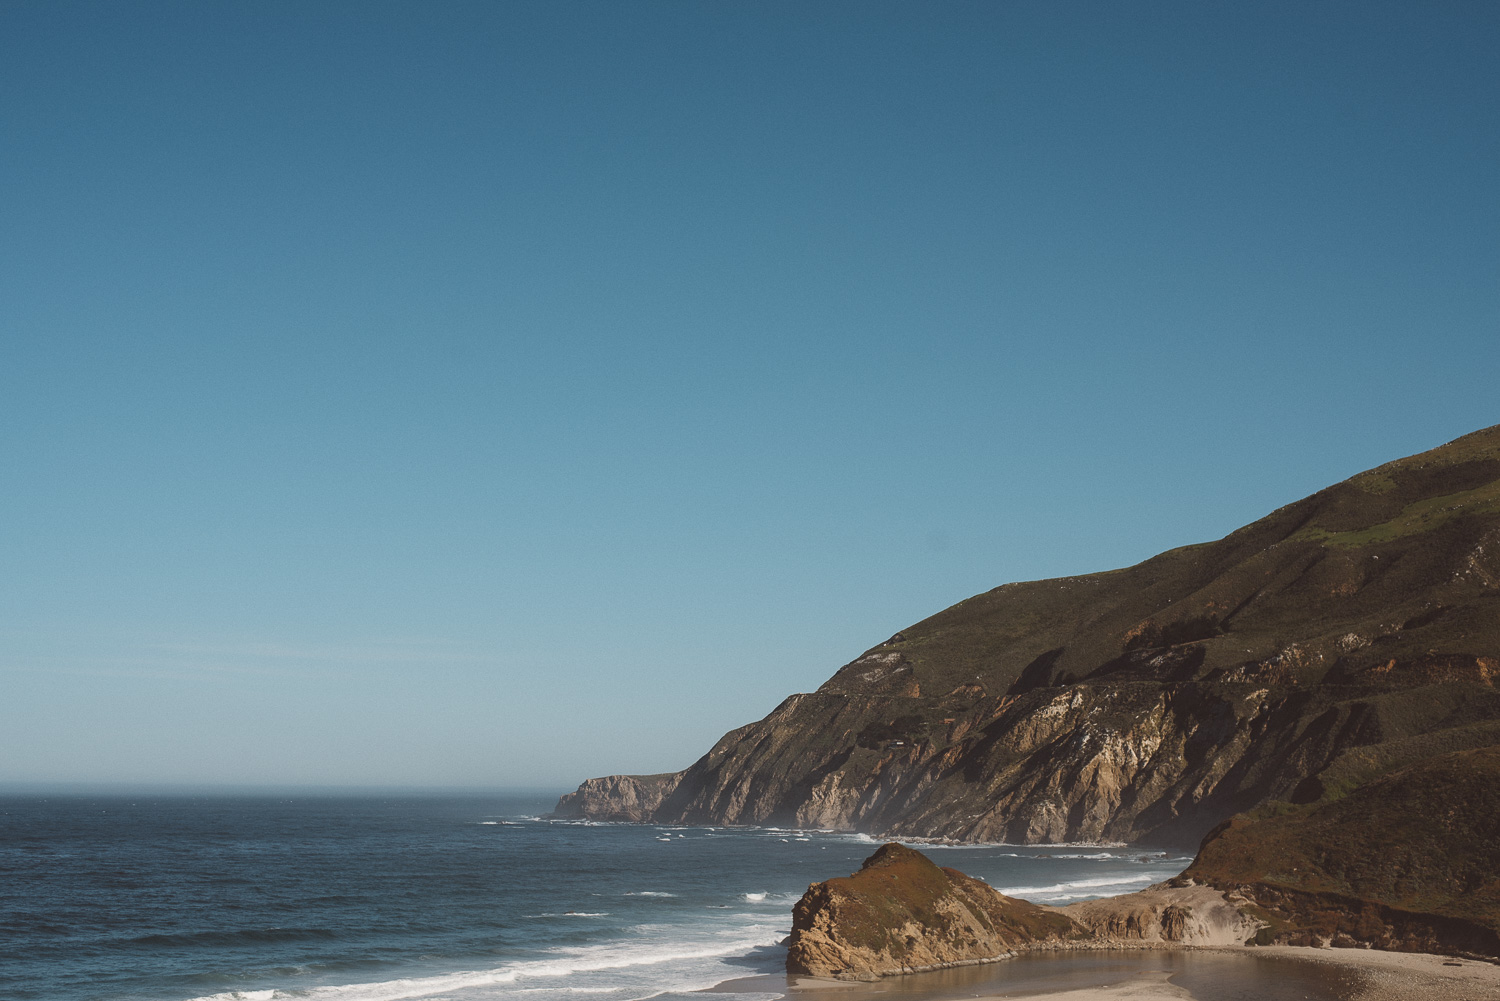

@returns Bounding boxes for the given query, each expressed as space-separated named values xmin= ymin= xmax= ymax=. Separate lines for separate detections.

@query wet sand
xmin=708 ymin=946 xmax=1500 ymax=1001
xmin=1251 ymin=946 xmax=1500 ymax=1001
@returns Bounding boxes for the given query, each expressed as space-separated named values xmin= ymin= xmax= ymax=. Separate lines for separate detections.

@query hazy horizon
xmin=0 ymin=780 xmax=567 ymax=797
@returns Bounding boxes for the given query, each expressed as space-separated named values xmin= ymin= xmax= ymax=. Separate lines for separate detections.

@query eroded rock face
xmin=547 ymin=772 xmax=680 ymax=822
xmin=556 ymin=426 xmax=1500 ymax=846
xmin=1058 ymin=882 xmax=1262 ymax=947
xmin=786 ymin=843 xmax=1080 ymax=980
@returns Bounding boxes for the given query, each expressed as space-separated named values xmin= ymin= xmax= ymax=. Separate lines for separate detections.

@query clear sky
xmin=2 ymin=1 xmax=1496 ymax=791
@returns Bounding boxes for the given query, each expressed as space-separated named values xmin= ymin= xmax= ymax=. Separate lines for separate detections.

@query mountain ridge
xmin=553 ymin=425 xmax=1500 ymax=846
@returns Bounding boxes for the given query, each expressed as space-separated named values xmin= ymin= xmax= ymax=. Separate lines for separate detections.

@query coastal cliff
xmin=549 ymin=773 xmax=681 ymax=823
xmin=555 ymin=425 xmax=1500 ymax=845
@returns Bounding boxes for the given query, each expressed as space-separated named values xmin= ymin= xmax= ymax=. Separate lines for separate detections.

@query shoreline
xmin=703 ymin=944 xmax=1500 ymax=1001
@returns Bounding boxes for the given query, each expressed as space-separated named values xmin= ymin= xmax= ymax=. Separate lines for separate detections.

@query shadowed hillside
xmin=1186 ymin=744 xmax=1500 ymax=956
xmin=554 ymin=426 xmax=1500 ymax=846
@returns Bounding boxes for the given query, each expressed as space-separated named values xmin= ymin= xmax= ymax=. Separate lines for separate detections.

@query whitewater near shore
xmin=10 ymin=792 xmax=1491 ymax=1001
xmin=0 ymin=794 xmax=1189 ymax=1001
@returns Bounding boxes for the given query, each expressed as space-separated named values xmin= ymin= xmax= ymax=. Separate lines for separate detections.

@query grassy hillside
xmin=1186 ymin=745 xmax=1500 ymax=956
xmin=560 ymin=425 xmax=1500 ymax=846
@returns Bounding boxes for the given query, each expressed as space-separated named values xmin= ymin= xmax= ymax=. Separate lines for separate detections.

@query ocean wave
xmin=510 ymin=989 xmax=620 ymax=994
xmin=741 ymin=893 xmax=766 ymax=902
xmin=528 ymin=913 xmax=610 ymax=919
xmin=914 ymin=840 xmax=1128 ymax=850
xmin=623 ymin=892 xmax=676 ymax=897
xmin=1051 ymin=852 xmax=1118 ymax=860
xmin=181 ymin=929 xmax=787 ymax=1001
xmin=998 ymin=874 xmax=1157 ymax=898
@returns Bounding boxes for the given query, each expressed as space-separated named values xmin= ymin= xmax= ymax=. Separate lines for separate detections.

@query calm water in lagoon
xmin=4 ymin=793 xmax=1330 ymax=1001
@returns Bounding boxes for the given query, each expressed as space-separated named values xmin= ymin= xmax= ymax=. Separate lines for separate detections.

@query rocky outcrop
xmin=548 ymin=772 xmax=681 ymax=822
xmin=786 ymin=844 xmax=1272 ymax=981
xmin=1058 ymin=881 xmax=1261 ymax=947
xmin=557 ymin=425 xmax=1500 ymax=845
xmin=1185 ymin=745 xmax=1500 ymax=958
xmin=786 ymin=843 xmax=1081 ymax=979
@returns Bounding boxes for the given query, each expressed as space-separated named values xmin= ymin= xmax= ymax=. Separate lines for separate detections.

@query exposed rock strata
xmin=554 ymin=426 xmax=1500 ymax=846
xmin=549 ymin=772 xmax=680 ymax=822
xmin=1058 ymin=881 xmax=1261 ymax=947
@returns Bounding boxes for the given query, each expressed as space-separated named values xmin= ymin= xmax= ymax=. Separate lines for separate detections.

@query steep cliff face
xmin=549 ymin=773 xmax=681 ymax=822
xmin=556 ymin=426 xmax=1500 ymax=845
xmin=785 ymin=843 xmax=1080 ymax=979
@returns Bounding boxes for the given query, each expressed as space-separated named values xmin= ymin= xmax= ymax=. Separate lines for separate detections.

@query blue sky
xmin=2 ymin=1 xmax=1496 ymax=790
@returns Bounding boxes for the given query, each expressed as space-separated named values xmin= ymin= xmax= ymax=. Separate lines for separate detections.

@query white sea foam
xmin=509 ymin=989 xmax=618 ymax=994
xmin=916 ymin=841 xmax=1129 ymax=851
xmin=999 ymin=874 xmax=1157 ymax=900
xmin=741 ymin=893 xmax=766 ymax=902
xmin=1052 ymin=852 xmax=1117 ymax=860
xmin=182 ymin=926 xmax=787 ymax=1001
xmin=623 ymin=891 xmax=676 ymax=897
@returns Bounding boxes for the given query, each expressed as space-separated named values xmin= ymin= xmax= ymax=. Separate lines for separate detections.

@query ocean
xmin=0 ymin=793 xmax=1350 ymax=1001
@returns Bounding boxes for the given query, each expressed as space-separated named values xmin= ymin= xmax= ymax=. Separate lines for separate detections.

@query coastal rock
xmin=547 ymin=772 xmax=680 ymax=822
xmin=557 ymin=425 xmax=1500 ymax=846
xmin=1058 ymin=881 xmax=1261 ymax=947
xmin=786 ymin=843 xmax=1080 ymax=980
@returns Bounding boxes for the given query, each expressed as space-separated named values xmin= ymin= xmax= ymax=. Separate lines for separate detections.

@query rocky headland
xmin=554 ymin=426 xmax=1500 ymax=852
xmin=556 ymin=426 xmax=1500 ymax=976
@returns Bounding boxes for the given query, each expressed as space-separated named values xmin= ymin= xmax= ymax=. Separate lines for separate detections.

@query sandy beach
xmin=988 ymin=948 xmax=1500 ymax=1001
xmin=1244 ymin=946 xmax=1500 ymax=1001
xmin=762 ymin=946 xmax=1500 ymax=1001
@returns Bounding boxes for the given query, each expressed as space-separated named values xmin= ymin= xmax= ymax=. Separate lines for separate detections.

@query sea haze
xmin=0 ymin=793 xmax=1194 ymax=1001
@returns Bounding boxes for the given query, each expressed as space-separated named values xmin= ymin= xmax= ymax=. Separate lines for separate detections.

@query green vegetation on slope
xmin=562 ymin=425 xmax=1500 ymax=847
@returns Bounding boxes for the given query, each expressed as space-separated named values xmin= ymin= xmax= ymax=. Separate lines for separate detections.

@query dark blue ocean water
xmin=0 ymin=794 xmax=1351 ymax=1001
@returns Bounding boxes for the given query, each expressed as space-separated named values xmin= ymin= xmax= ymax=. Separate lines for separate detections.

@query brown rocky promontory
xmin=549 ymin=773 xmax=680 ymax=823
xmin=556 ymin=426 xmax=1500 ymax=847
xmin=789 ymin=823 xmax=1500 ymax=984
xmin=786 ymin=843 xmax=1269 ymax=981
xmin=786 ymin=842 xmax=1081 ymax=979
